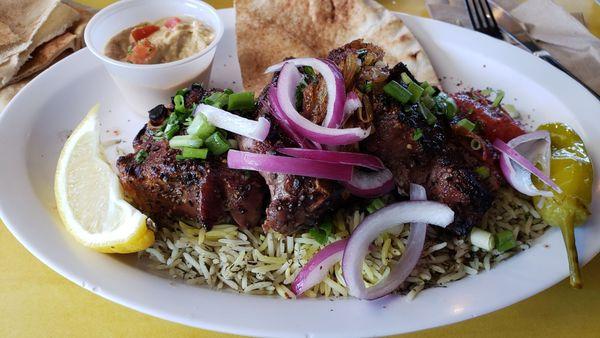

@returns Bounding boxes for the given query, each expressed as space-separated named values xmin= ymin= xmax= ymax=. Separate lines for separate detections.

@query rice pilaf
xmin=139 ymin=188 xmax=550 ymax=299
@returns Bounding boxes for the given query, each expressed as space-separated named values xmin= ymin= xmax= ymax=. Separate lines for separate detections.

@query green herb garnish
xmin=309 ymin=218 xmax=334 ymax=245
xmin=366 ymin=198 xmax=385 ymax=214
xmin=408 ymin=82 xmax=424 ymax=103
xmin=412 ymin=128 xmax=423 ymax=141
xmin=383 ymin=80 xmax=412 ymax=104
xmin=474 ymin=165 xmax=490 ymax=179
xmin=492 ymin=89 xmax=505 ymax=107
xmin=186 ymin=113 xmax=215 ymax=139
xmin=496 ymin=230 xmax=517 ymax=252
xmin=205 ymin=131 xmax=230 ymax=155
xmin=169 ymin=135 xmax=203 ymax=149
xmin=134 ymin=150 xmax=148 ymax=163
xmin=457 ymin=118 xmax=476 ymax=132
xmin=176 ymin=147 xmax=208 ymax=160
xmin=228 ymin=92 xmax=255 ymax=111
xmin=419 ymin=103 xmax=437 ymax=125
xmin=203 ymin=91 xmax=230 ymax=109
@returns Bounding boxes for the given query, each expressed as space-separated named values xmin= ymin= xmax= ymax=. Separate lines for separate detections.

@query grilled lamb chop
xmin=237 ymin=40 xmax=387 ymax=234
xmin=364 ymin=63 xmax=500 ymax=236
xmin=117 ymin=85 xmax=267 ymax=229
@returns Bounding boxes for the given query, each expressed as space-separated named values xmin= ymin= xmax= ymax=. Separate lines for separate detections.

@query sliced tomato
xmin=130 ymin=25 xmax=160 ymax=41
xmin=164 ymin=17 xmax=182 ymax=29
xmin=126 ymin=40 xmax=157 ymax=64
xmin=451 ymin=91 xmax=525 ymax=143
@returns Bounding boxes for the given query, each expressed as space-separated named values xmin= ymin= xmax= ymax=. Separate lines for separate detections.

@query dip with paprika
xmin=105 ymin=16 xmax=214 ymax=64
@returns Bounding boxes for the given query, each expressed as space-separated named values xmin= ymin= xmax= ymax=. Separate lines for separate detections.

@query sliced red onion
xmin=195 ymin=104 xmax=270 ymax=142
xmin=342 ymin=91 xmax=362 ymax=126
xmin=494 ymin=135 xmax=562 ymax=196
xmin=267 ymin=86 xmax=316 ymax=149
xmin=291 ymin=239 xmax=348 ymax=295
xmin=269 ymin=63 xmax=370 ymax=145
xmin=266 ymin=58 xmax=346 ymax=128
xmin=342 ymin=196 xmax=454 ymax=300
xmin=343 ymin=168 xmax=395 ymax=198
xmin=227 ymin=150 xmax=353 ymax=181
xmin=277 ymin=148 xmax=384 ymax=170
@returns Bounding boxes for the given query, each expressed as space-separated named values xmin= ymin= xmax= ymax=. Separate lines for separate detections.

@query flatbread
xmin=235 ymin=0 xmax=438 ymax=94
xmin=10 ymin=32 xmax=76 ymax=84
xmin=0 ymin=0 xmax=60 ymax=61
xmin=0 ymin=22 xmax=20 ymax=49
xmin=0 ymin=78 xmax=29 ymax=113
xmin=0 ymin=2 xmax=80 ymax=86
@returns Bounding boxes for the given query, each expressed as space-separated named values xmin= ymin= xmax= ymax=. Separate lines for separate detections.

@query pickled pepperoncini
xmin=533 ymin=123 xmax=594 ymax=288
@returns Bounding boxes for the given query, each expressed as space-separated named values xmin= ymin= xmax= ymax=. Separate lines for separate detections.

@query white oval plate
xmin=0 ymin=9 xmax=598 ymax=338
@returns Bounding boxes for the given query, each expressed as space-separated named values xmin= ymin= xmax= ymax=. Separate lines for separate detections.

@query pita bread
xmin=0 ymin=78 xmax=29 ymax=112
xmin=10 ymin=32 xmax=76 ymax=84
xmin=0 ymin=22 xmax=20 ymax=49
xmin=235 ymin=0 xmax=438 ymax=94
xmin=0 ymin=0 xmax=60 ymax=61
xmin=0 ymin=2 xmax=80 ymax=86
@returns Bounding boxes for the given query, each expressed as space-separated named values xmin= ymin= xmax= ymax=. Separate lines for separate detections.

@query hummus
xmin=105 ymin=17 xmax=214 ymax=64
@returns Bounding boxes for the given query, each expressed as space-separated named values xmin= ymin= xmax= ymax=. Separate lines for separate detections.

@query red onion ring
xmin=267 ymin=86 xmax=316 ymax=149
xmin=342 ymin=195 xmax=454 ymax=300
xmin=342 ymin=91 xmax=362 ymax=126
xmin=266 ymin=58 xmax=346 ymax=128
xmin=227 ymin=150 xmax=353 ymax=181
xmin=343 ymin=168 xmax=395 ymax=198
xmin=494 ymin=136 xmax=562 ymax=195
xmin=291 ymin=239 xmax=348 ymax=296
xmin=195 ymin=104 xmax=270 ymax=142
xmin=269 ymin=62 xmax=370 ymax=145
xmin=277 ymin=148 xmax=385 ymax=170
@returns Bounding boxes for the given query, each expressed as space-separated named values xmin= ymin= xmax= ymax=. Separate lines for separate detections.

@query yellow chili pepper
xmin=533 ymin=123 xmax=594 ymax=288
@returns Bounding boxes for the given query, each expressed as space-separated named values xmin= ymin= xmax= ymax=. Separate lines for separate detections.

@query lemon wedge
xmin=54 ymin=104 xmax=154 ymax=253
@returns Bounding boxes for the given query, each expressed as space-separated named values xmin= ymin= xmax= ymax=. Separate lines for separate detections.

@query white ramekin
xmin=84 ymin=0 xmax=224 ymax=115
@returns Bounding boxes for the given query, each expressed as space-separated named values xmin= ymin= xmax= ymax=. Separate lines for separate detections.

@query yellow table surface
xmin=2 ymin=1 xmax=600 ymax=337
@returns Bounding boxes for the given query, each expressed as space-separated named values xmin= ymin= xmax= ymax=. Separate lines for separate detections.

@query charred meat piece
xmin=237 ymin=88 xmax=341 ymax=234
xmin=235 ymin=40 xmax=387 ymax=234
xmin=117 ymin=85 xmax=267 ymax=229
xmin=365 ymin=64 xmax=499 ymax=236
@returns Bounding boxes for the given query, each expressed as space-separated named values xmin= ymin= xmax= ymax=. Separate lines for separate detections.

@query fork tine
xmin=465 ymin=0 xmax=478 ymax=29
xmin=479 ymin=0 xmax=503 ymax=38
xmin=465 ymin=0 xmax=483 ymax=30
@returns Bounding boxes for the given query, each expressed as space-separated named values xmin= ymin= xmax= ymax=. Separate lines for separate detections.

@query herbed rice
xmin=139 ymin=188 xmax=549 ymax=299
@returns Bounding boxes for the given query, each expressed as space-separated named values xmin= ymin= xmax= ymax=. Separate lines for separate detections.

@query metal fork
xmin=465 ymin=0 xmax=503 ymax=39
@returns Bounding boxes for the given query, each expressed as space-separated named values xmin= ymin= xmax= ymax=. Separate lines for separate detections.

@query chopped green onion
xmin=408 ymin=82 xmax=424 ymax=103
xmin=492 ymin=89 xmax=505 ymax=107
xmin=412 ymin=128 xmax=423 ymax=141
xmin=422 ymin=81 xmax=436 ymax=97
xmin=203 ymin=91 xmax=229 ymax=109
xmin=186 ymin=113 xmax=216 ymax=139
xmin=309 ymin=218 xmax=334 ymax=245
xmin=174 ymin=94 xmax=185 ymax=113
xmin=383 ymin=80 xmax=412 ymax=104
xmin=228 ymin=92 xmax=255 ymax=111
xmin=400 ymin=72 xmax=413 ymax=85
xmin=205 ymin=131 xmax=230 ymax=155
xmin=303 ymin=66 xmax=317 ymax=81
xmin=175 ymin=87 xmax=188 ymax=97
xmin=163 ymin=123 xmax=180 ymax=140
xmin=366 ymin=198 xmax=385 ymax=214
xmin=457 ymin=118 xmax=476 ymax=132
xmin=503 ymin=103 xmax=520 ymax=119
xmin=177 ymin=147 xmax=208 ymax=160
xmin=361 ymin=81 xmax=373 ymax=93
xmin=496 ymin=230 xmax=517 ymax=252
xmin=474 ymin=165 xmax=490 ymax=179
xmin=134 ymin=150 xmax=148 ymax=164
xmin=470 ymin=227 xmax=495 ymax=251
xmin=169 ymin=135 xmax=203 ymax=149
xmin=470 ymin=138 xmax=482 ymax=150
xmin=481 ymin=87 xmax=493 ymax=96
xmin=419 ymin=103 xmax=437 ymax=125
xmin=421 ymin=95 xmax=435 ymax=109
xmin=295 ymin=78 xmax=307 ymax=111
xmin=224 ymin=88 xmax=234 ymax=95
xmin=445 ymin=97 xmax=458 ymax=118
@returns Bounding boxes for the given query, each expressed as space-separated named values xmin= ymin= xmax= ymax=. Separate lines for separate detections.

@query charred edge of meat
xmin=117 ymin=83 xmax=268 ymax=230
